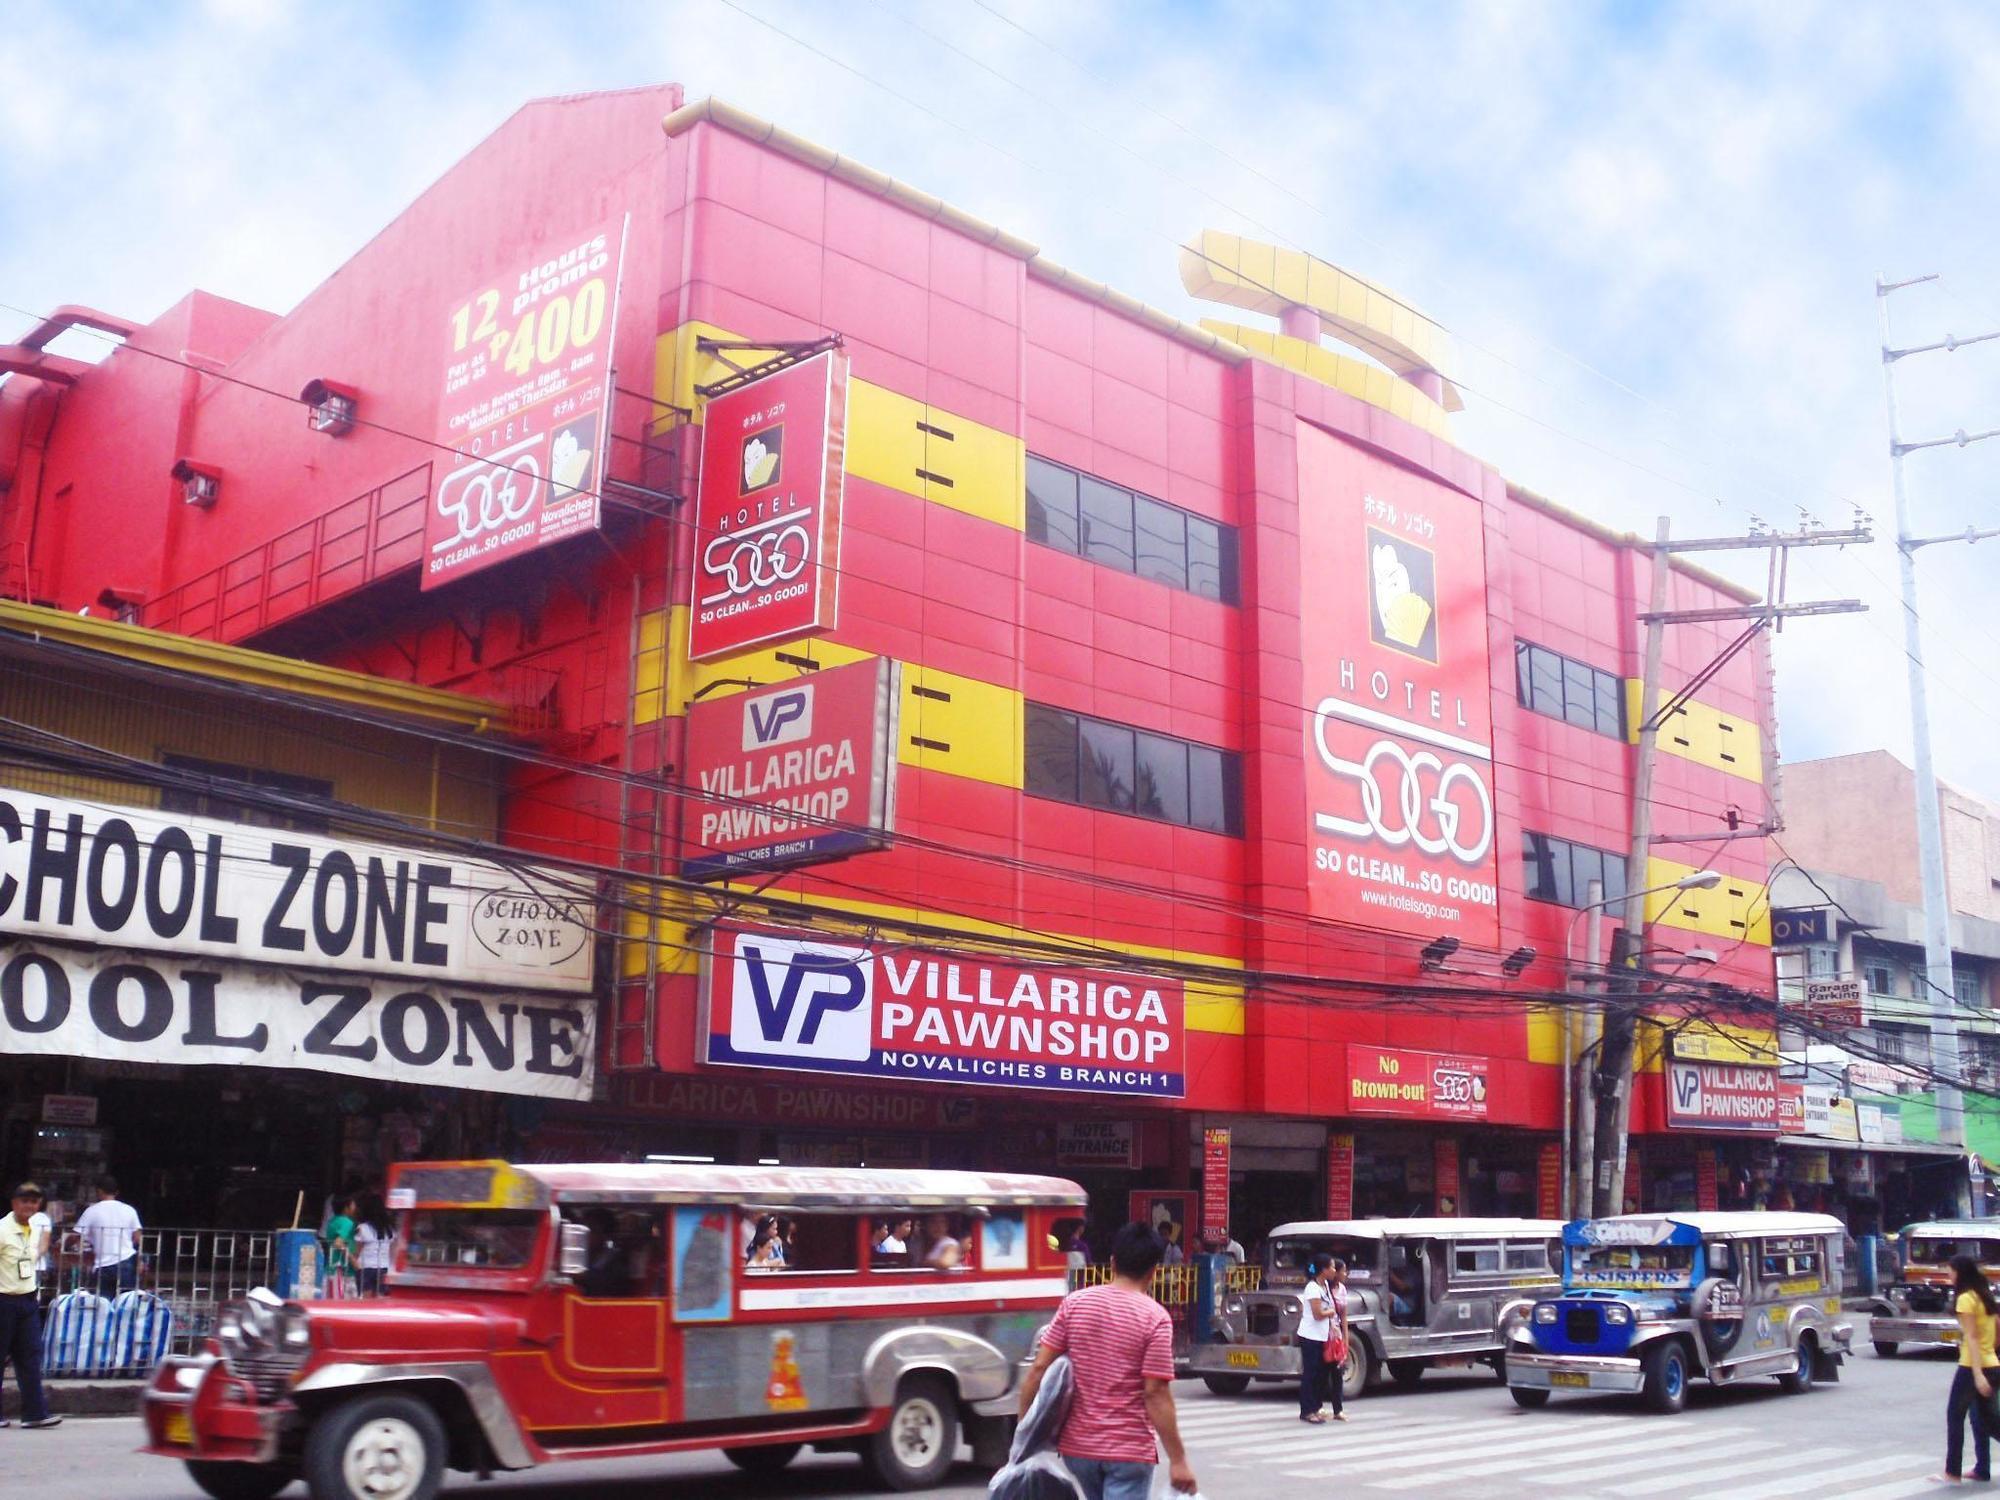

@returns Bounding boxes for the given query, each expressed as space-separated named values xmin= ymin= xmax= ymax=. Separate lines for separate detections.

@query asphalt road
xmin=5 ymin=1332 xmax=1975 ymax=1499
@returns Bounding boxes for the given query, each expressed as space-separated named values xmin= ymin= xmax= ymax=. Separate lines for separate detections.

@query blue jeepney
xmin=1504 ymin=1211 xmax=1854 ymax=1413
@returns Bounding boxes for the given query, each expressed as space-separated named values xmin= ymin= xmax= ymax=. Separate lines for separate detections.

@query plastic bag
xmin=989 ymin=1355 xmax=1083 ymax=1500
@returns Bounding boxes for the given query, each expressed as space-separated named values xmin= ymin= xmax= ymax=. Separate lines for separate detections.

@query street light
xmin=1560 ymin=868 xmax=1723 ymax=1215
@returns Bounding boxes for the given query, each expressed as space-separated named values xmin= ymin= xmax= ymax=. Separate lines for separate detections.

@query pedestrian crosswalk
xmin=1169 ymin=1395 xmax=1945 ymax=1499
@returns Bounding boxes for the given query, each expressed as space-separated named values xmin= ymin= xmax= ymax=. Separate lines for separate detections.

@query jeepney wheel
xmin=303 ymin=1393 xmax=446 ymax=1500
xmin=723 ymin=1442 xmax=802 ymax=1473
xmin=1873 ymin=1340 xmax=1899 ymax=1358
xmin=1201 ymin=1374 xmax=1253 ymax=1395
xmin=185 ymin=1461 xmax=297 ymax=1500
xmin=863 ymin=1373 xmax=959 ymax=1491
xmin=1641 ymin=1340 xmax=1691 ymax=1414
xmin=1509 ymin=1385 xmax=1550 ymax=1409
xmin=1777 ymin=1336 xmax=1816 ymax=1394
xmin=1389 ymin=1359 xmax=1425 ymax=1390
xmin=1339 ymin=1340 xmax=1373 ymax=1401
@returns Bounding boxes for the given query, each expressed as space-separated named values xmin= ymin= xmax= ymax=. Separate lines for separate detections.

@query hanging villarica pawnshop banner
xmin=1297 ymin=421 xmax=1502 ymax=949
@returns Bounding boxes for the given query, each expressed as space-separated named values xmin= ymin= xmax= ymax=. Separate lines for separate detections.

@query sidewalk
xmin=3 ymin=1380 xmax=143 ymax=1420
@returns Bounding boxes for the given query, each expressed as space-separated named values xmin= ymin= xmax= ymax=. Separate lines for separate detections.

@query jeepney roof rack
xmin=387 ymin=1160 xmax=1086 ymax=1212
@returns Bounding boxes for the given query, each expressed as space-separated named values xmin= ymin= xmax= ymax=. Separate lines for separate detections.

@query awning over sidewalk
xmin=1779 ymin=1135 xmax=1965 ymax=1159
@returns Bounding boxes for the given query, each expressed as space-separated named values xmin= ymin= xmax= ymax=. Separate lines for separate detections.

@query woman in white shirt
xmin=1297 ymin=1260 xmax=1337 ymax=1423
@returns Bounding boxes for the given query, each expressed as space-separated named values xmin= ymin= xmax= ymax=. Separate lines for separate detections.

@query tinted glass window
xmin=1135 ymin=733 xmax=1189 ymax=823
xmin=1078 ymin=718 xmax=1135 ymax=812
xmin=1026 ymin=456 xmax=1080 ymax=553
xmin=1528 ymin=647 xmax=1564 ymax=718
xmin=1187 ymin=517 xmax=1224 ymax=601
xmin=1133 ymin=496 xmax=1188 ymax=590
xmin=1523 ymin=831 xmax=1624 ymax=910
xmin=1594 ymin=670 xmax=1625 ymax=738
xmin=1570 ymin=843 xmax=1605 ymax=906
xmin=1188 ymin=746 xmax=1240 ymax=835
xmin=1024 ymin=705 xmax=1079 ymax=801
xmin=1523 ymin=833 xmax=1561 ymax=903
xmin=1078 ymin=477 xmax=1135 ymax=572
xmin=1562 ymin=658 xmax=1598 ymax=729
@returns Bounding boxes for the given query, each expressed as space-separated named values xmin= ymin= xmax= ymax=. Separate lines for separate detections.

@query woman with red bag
xmin=1297 ymin=1260 xmax=1346 ymax=1423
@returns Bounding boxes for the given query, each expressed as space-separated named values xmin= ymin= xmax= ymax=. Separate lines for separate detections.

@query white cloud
xmin=4 ymin=0 xmax=1999 ymax=798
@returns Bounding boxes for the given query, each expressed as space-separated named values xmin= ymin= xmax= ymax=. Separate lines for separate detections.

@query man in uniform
xmin=1 ymin=1183 xmax=62 ymax=1429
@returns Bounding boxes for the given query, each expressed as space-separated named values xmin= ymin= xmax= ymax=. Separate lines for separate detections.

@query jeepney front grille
xmin=1248 ymin=1303 xmax=1284 ymax=1337
xmin=229 ymin=1351 xmax=298 ymax=1404
xmin=1564 ymin=1306 xmax=1601 ymax=1344
xmin=1902 ymin=1284 xmax=1952 ymax=1314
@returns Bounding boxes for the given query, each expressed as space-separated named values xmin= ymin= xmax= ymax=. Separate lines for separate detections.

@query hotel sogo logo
xmin=1298 ymin=425 xmax=1501 ymax=947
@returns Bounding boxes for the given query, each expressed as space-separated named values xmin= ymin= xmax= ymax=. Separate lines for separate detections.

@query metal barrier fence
xmin=44 ymin=1227 xmax=277 ymax=1370
xmin=1065 ymin=1262 xmax=1262 ymax=1352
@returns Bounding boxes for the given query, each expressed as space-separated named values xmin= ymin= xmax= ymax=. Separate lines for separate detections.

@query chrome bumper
xmin=1505 ymin=1349 xmax=1646 ymax=1395
xmin=1182 ymin=1342 xmax=1302 ymax=1378
xmin=1872 ymin=1314 xmax=1957 ymax=1346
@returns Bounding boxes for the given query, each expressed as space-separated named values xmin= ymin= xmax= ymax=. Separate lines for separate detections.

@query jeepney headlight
xmin=1222 ymin=1296 xmax=1244 ymax=1316
xmin=173 ymin=1364 xmax=204 ymax=1390
xmin=282 ymin=1310 xmax=312 ymax=1349
xmin=218 ymin=1305 xmax=247 ymax=1349
xmin=1604 ymin=1305 xmax=1632 ymax=1326
xmin=1534 ymin=1303 xmax=1558 ymax=1324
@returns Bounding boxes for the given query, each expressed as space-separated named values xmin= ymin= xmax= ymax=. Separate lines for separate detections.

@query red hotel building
xmin=0 ymin=84 xmax=1783 ymax=1238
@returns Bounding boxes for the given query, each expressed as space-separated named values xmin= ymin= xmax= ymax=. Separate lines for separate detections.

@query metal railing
xmin=43 ymin=1227 xmax=277 ymax=1372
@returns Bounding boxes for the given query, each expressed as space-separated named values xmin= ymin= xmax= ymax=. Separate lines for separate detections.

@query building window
xmin=1515 ymin=641 xmax=1624 ymax=739
xmin=1864 ymin=962 xmax=1896 ymax=997
xmin=1024 ymin=703 xmax=1241 ymax=834
xmin=1956 ymin=969 xmax=1987 ymax=1010
xmin=1522 ymin=832 xmax=1627 ymax=912
xmin=1026 ymin=455 xmax=1238 ymax=603
xmin=159 ymin=754 xmax=335 ymax=833
xmin=1805 ymin=944 xmax=1839 ymax=979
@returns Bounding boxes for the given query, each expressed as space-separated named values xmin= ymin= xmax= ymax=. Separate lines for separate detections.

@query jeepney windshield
xmin=1909 ymin=1237 xmax=2000 ymax=1266
xmin=1568 ymin=1242 xmax=1696 ymax=1290
xmin=404 ymin=1209 xmax=544 ymax=1270
xmin=1268 ymin=1237 xmax=1376 ymax=1284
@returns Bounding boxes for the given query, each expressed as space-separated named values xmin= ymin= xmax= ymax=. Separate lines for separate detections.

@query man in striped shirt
xmin=1017 ymin=1221 xmax=1198 ymax=1499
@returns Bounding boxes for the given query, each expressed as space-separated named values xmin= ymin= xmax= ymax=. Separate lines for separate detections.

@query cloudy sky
xmin=6 ymin=0 xmax=2000 ymax=798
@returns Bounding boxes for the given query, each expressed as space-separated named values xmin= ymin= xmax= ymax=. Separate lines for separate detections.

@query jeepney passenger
xmin=745 ymin=1215 xmax=784 ymax=1269
xmin=922 ymin=1213 xmax=965 ymax=1270
xmin=871 ymin=1218 xmax=913 ymax=1263
xmin=1387 ymin=1257 xmax=1418 ymax=1324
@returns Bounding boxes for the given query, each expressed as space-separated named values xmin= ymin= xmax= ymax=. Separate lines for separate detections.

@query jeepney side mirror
xmin=557 ymin=1220 xmax=592 ymax=1278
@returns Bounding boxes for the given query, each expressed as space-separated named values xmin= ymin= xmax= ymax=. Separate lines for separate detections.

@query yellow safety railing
xmin=1066 ymin=1263 xmax=1248 ymax=1304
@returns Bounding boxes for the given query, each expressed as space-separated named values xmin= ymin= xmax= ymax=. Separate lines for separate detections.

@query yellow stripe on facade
xmin=1644 ymin=855 xmax=1772 ymax=947
xmin=627 ymin=885 xmax=1245 ymax=1035
xmin=1624 ymin=681 xmax=1764 ymax=783
xmin=1199 ymin=321 xmax=1454 ymax=439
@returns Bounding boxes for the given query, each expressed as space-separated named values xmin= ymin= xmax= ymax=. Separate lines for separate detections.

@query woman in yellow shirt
xmin=1943 ymin=1253 xmax=2000 ymax=1483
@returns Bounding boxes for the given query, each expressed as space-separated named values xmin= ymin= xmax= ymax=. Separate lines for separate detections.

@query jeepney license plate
xmin=1944 ymin=1331 xmax=1962 ymax=1343
xmin=1227 ymin=1351 xmax=1261 ymax=1368
xmin=1551 ymin=1372 xmax=1590 ymax=1388
xmin=163 ymin=1410 xmax=193 ymax=1446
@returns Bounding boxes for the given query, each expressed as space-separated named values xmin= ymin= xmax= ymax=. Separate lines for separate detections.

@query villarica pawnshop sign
xmin=688 ymin=350 xmax=849 ymax=661
xmin=700 ymin=926 xmax=1186 ymax=1099
xmin=1296 ymin=422 xmax=1502 ymax=949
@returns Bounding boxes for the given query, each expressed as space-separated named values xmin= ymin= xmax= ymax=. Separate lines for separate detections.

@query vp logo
xmin=725 ymin=936 xmax=874 ymax=1062
xmin=744 ymin=684 xmax=814 ymax=752
xmin=1671 ymin=1064 xmax=1703 ymax=1113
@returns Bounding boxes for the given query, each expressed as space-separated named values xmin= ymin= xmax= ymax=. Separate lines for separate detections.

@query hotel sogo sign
xmin=1296 ymin=423 xmax=1502 ymax=948
xmin=700 ymin=925 xmax=1187 ymax=1100
xmin=0 ymin=790 xmax=597 ymax=1099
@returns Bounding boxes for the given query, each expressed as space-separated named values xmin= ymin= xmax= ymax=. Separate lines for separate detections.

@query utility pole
xmin=1875 ymin=274 xmax=2000 ymax=1152
xmin=1587 ymin=519 xmax=1869 ymax=1218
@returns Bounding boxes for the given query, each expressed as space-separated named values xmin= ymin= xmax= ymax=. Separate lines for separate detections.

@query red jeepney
xmin=143 ymin=1160 xmax=1086 ymax=1498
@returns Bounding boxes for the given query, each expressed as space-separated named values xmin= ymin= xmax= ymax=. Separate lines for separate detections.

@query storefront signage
xmin=1202 ymin=1128 xmax=1231 ymax=1237
xmin=680 ymin=658 xmax=899 ymax=879
xmin=1858 ymin=1102 xmax=1886 ymax=1144
xmin=700 ymin=927 xmax=1186 ymax=1099
xmin=1847 ymin=1059 xmax=1918 ymax=1094
xmin=1667 ymin=1061 xmax=1784 ymax=1133
xmin=0 ymin=790 xmax=594 ymax=993
xmin=0 ymin=942 xmax=593 ymax=1100
xmin=1670 ymin=1028 xmax=1778 ymax=1065
xmin=1825 ymin=1096 xmax=1861 ymax=1142
xmin=1325 ymin=1132 xmax=1355 ymax=1219
xmin=1296 ymin=424 xmax=1501 ymax=949
xmin=1770 ymin=908 xmax=1830 ymax=946
xmin=1346 ymin=1044 xmax=1490 ymax=1119
xmin=425 ymin=217 xmax=626 ymax=590
xmin=1056 ymin=1121 xmax=1138 ymax=1169
xmin=41 ymin=1093 xmax=97 ymax=1126
xmin=1801 ymin=978 xmax=1864 ymax=1022
xmin=1537 ymin=1141 xmax=1561 ymax=1219
xmin=1777 ymin=1082 xmax=1806 ymax=1134
xmin=605 ymin=1072 xmax=982 ymax=1131
xmin=689 ymin=350 xmax=849 ymax=660
xmin=1434 ymin=1138 xmax=1461 ymax=1213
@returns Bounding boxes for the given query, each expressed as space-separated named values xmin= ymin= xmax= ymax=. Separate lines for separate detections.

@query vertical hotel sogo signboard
xmin=425 ymin=218 xmax=629 ymax=589
xmin=689 ymin=350 xmax=850 ymax=660
xmin=1296 ymin=422 xmax=1502 ymax=948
